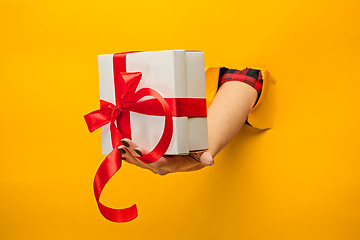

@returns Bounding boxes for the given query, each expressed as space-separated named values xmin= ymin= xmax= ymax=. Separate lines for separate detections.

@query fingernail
xmin=118 ymin=148 xmax=126 ymax=154
xmin=121 ymin=157 xmax=126 ymax=160
xmin=210 ymin=161 xmax=215 ymax=166
xmin=134 ymin=149 xmax=142 ymax=156
xmin=120 ymin=140 xmax=130 ymax=147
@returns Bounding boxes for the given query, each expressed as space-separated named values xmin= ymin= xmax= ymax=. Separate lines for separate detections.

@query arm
xmin=206 ymin=80 xmax=258 ymax=158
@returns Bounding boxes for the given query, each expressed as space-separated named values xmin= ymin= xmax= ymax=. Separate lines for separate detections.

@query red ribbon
xmin=84 ymin=52 xmax=207 ymax=223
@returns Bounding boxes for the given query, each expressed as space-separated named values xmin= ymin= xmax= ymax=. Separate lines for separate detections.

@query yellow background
xmin=1 ymin=0 xmax=359 ymax=239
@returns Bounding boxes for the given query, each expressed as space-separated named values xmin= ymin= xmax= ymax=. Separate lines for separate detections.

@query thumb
xmin=199 ymin=151 xmax=215 ymax=166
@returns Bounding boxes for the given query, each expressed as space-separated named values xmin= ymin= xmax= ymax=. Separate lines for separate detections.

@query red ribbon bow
xmin=84 ymin=52 xmax=206 ymax=223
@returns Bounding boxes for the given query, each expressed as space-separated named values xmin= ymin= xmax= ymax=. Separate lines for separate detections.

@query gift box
xmin=98 ymin=50 xmax=208 ymax=155
xmin=85 ymin=50 xmax=208 ymax=223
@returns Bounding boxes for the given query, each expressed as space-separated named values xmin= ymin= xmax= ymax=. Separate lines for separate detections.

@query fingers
xmin=120 ymin=138 xmax=149 ymax=160
xmin=118 ymin=146 xmax=146 ymax=168
xmin=118 ymin=142 xmax=160 ymax=175
xmin=198 ymin=152 xmax=215 ymax=166
xmin=120 ymin=138 xmax=169 ymax=175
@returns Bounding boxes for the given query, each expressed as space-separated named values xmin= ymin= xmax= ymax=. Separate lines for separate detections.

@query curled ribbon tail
xmin=93 ymin=148 xmax=138 ymax=222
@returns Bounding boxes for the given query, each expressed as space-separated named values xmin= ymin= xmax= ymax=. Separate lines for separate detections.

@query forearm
xmin=206 ymin=81 xmax=258 ymax=157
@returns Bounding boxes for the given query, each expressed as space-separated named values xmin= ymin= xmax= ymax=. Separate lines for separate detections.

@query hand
xmin=118 ymin=138 xmax=215 ymax=176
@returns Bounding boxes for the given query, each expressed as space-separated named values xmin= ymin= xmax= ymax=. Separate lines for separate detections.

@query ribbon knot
xmin=111 ymin=106 xmax=122 ymax=120
xmin=111 ymin=101 xmax=137 ymax=126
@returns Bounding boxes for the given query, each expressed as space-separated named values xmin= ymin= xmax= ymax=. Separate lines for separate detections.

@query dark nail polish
xmin=120 ymin=140 xmax=130 ymax=147
xmin=121 ymin=157 xmax=126 ymax=160
xmin=118 ymin=148 xmax=126 ymax=154
xmin=134 ymin=149 xmax=142 ymax=156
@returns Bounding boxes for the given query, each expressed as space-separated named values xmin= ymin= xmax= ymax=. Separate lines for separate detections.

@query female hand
xmin=118 ymin=138 xmax=214 ymax=176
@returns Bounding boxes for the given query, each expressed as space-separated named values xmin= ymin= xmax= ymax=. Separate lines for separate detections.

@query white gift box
xmin=98 ymin=50 xmax=208 ymax=155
